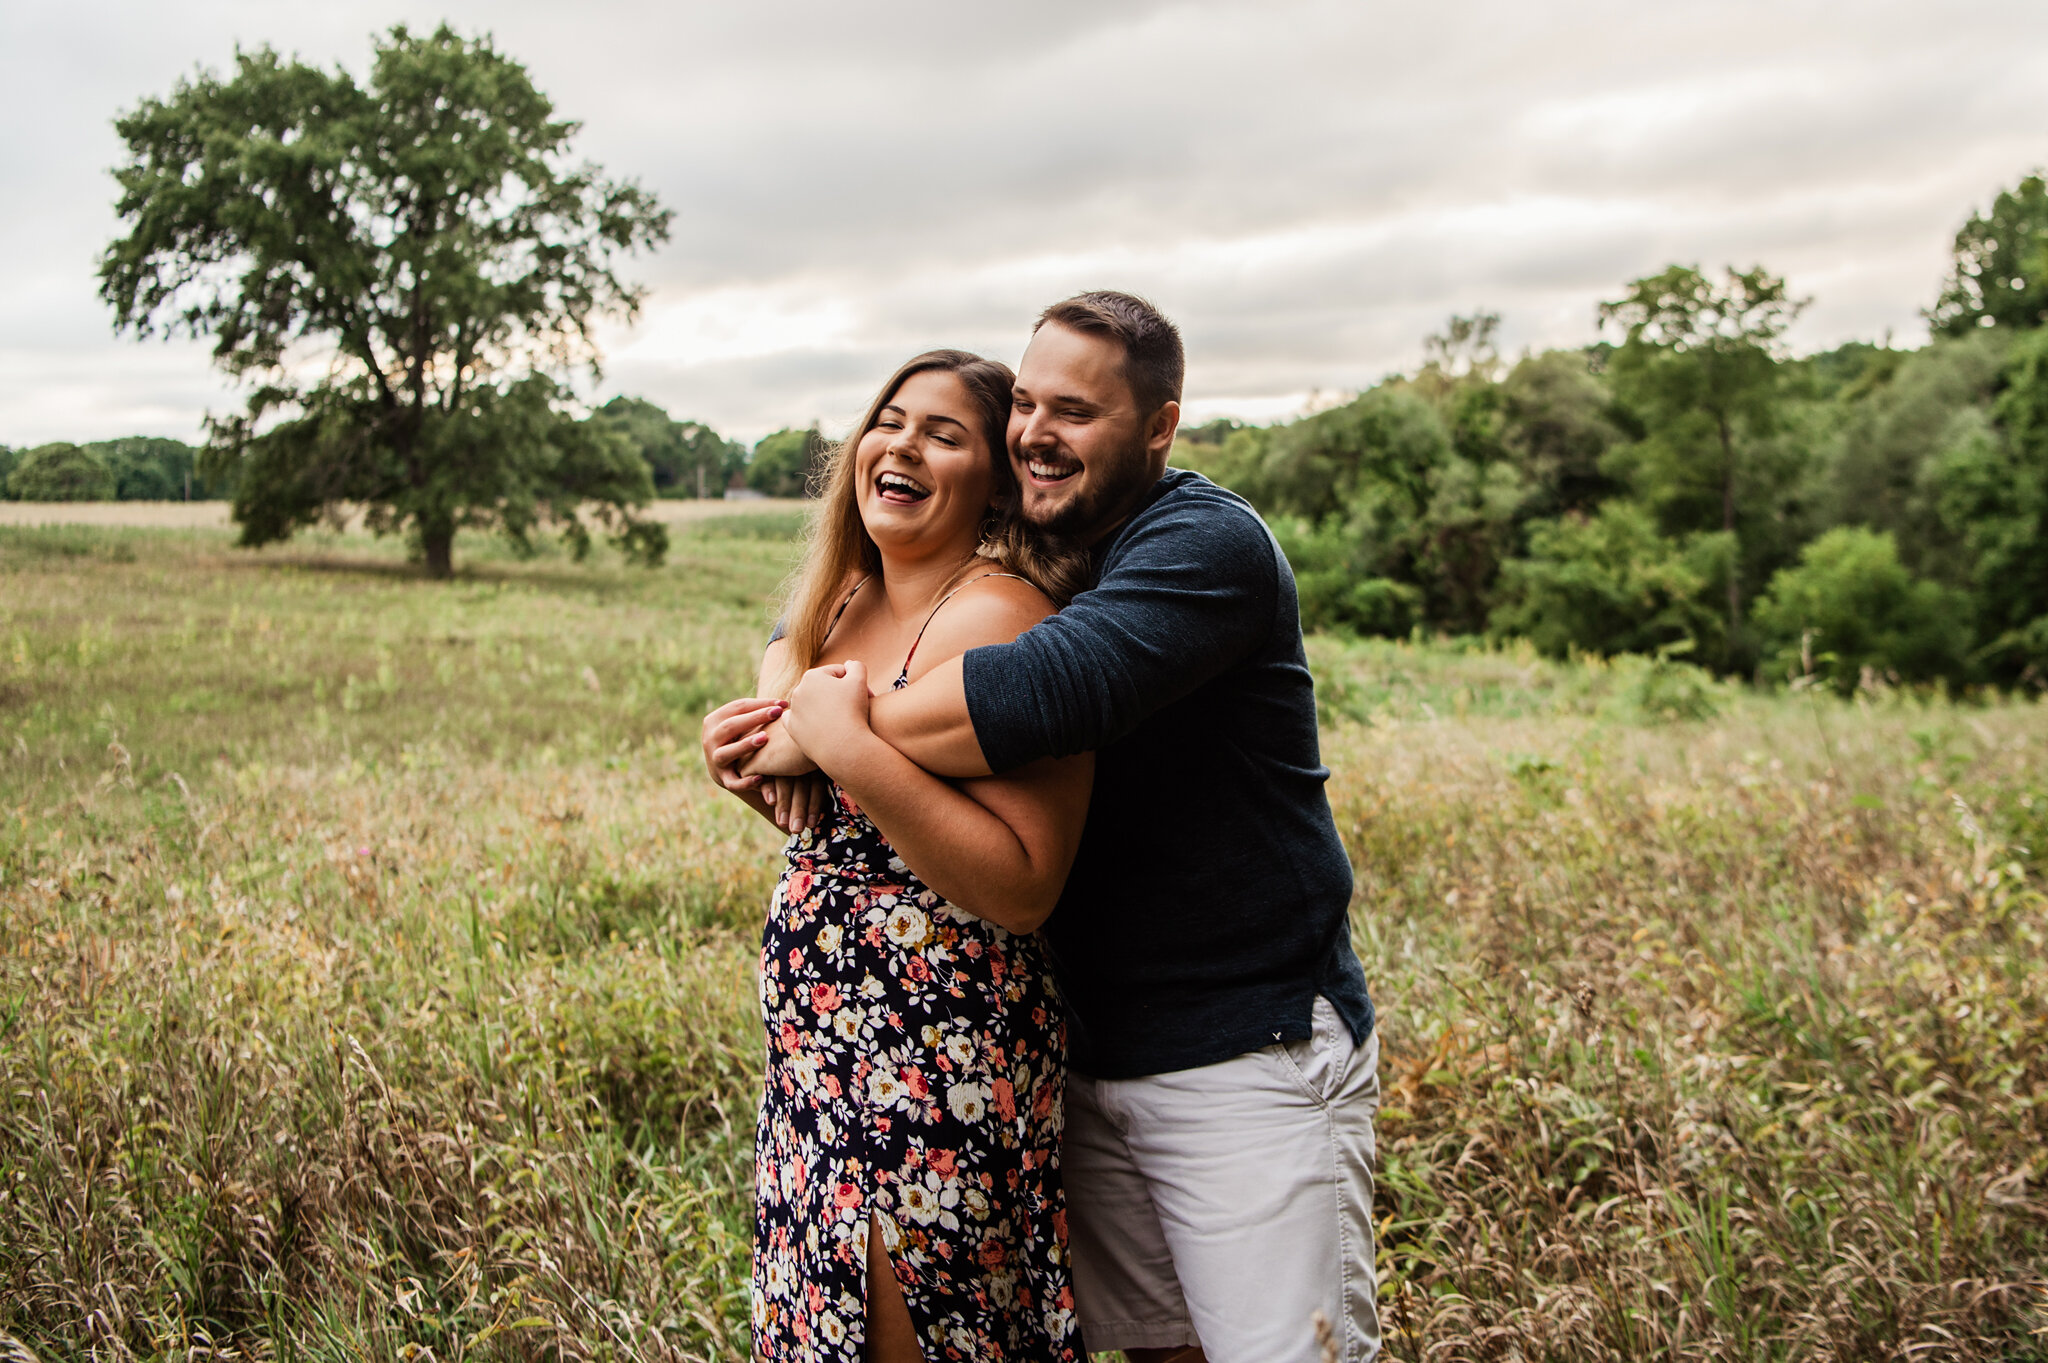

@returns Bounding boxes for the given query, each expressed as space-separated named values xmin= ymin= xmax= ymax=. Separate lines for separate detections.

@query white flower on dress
xmin=961 ymin=1186 xmax=990 ymax=1220
xmin=868 ymin=1069 xmax=908 ymax=1108
xmin=898 ymin=1171 xmax=960 ymax=1227
xmin=943 ymin=1034 xmax=977 ymax=1068
xmin=819 ymin=1312 xmax=846 ymax=1346
xmin=815 ymin=923 xmax=842 ymax=954
xmin=884 ymin=904 xmax=931 ymax=949
xmin=859 ymin=973 xmax=888 ymax=999
xmin=833 ymin=1007 xmax=864 ymax=1041
xmin=946 ymin=1082 xmax=989 ymax=1123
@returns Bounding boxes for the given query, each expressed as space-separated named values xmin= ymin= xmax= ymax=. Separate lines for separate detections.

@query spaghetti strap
xmin=898 ymin=572 xmax=1032 ymax=682
xmin=817 ymin=576 xmax=870 ymax=651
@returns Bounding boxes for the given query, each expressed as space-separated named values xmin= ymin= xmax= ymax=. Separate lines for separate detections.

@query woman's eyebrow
xmin=923 ymin=413 xmax=969 ymax=429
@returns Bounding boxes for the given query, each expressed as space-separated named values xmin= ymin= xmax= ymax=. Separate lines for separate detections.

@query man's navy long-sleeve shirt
xmin=961 ymin=468 xmax=1373 ymax=1078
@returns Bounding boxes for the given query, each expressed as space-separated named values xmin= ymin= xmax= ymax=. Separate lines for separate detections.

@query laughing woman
xmin=701 ymin=351 xmax=1090 ymax=1363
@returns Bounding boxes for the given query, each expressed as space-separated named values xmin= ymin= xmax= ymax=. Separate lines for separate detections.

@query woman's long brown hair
xmin=769 ymin=350 xmax=1088 ymax=694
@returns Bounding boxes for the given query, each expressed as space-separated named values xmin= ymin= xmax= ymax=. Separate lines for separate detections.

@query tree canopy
xmin=1174 ymin=171 xmax=2048 ymax=691
xmin=1928 ymin=173 xmax=2048 ymax=337
xmin=98 ymin=24 xmax=672 ymax=575
xmin=8 ymin=444 xmax=118 ymax=502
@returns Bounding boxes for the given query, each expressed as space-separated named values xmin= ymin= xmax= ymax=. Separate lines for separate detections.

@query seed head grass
xmin=2 ymin=519 xmax=2044 ymax=1360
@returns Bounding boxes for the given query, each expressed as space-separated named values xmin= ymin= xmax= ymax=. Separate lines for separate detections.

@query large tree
xmin=98 ymin=25 xmax=673 ymax=576
xmin=1599 ymin=265 xmax=1807 ymax=653
xmin=1927 ymin=172 xmax=2048 ymax=338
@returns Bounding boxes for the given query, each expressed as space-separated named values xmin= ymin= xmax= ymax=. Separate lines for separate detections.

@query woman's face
xmin=854 ymin=369 xmax=997 ymax=561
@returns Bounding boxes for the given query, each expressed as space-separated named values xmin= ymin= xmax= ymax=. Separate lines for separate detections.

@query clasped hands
xmin=699 ymin=661 xmax=879 ymax=834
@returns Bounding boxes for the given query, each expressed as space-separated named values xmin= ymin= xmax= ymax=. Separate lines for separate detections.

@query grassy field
xmin=2 ymin=518 xmax=2044 ymax=1361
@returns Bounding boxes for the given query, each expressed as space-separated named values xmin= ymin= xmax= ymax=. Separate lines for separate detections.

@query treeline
xmin=1178 ymin=172 xmax=2048 ymax=693
xmin=2 ymin=401 xmax=823 ymax=504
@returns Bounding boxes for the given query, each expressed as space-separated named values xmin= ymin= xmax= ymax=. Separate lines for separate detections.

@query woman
xmin=701 ymin=350 xmax=1091 ymax=1363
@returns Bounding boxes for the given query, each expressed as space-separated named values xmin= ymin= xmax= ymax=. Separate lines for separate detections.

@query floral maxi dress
xmin=753 ymin=776 xmax=1079 ymax=1361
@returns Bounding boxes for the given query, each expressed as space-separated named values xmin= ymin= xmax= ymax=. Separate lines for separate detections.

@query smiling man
xmin=842 ymin=291 xmax=1383 ymax=1363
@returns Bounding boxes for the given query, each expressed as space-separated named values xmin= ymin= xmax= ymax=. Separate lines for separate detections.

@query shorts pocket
xmin=1275 ymin=997 xmax=1348 ymax=1106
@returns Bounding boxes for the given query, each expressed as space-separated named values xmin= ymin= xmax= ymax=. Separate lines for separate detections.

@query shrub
xmin=1270 ymin=515 xmax=1421 ymax=636
xmin=6 ymin=442 xmax=117 ymax=501
xmin=1755 ymin=527 xmax=1971 ymax=692
xmin=1489 ymin=501 xmax=1732 ymax=661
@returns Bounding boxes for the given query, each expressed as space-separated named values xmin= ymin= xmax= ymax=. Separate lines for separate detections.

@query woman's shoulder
xmin=903 ymin=572 xmax=1057 ymax=680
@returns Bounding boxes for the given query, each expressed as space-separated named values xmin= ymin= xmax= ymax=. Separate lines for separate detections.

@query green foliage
xmin=591 ymin=397 xmax=743 ymax=497
xmin=85 ymin=435 xmax=209 ymax=500
xmin=7 ymin=442 xmax=117 ymax=501
xmin=0 ymin=445 xmax=16 ymax=497
xmin=1497 ymin=348 xmax=1626 ymax=519
xmin=1490 ymin=501 xmax=1733 ymax=661
xmin=1269 ymin=515 xmax=1420 ymax=636
xmin=1815 ymin=333 xmax=2008 ymax=584
xmin=1599 ymin=265 xmax=1809 ymax=664
xmin=98 ymin=24 xmax=672 ymax=576
xmin=746 ymin=426 xmax=828 ymax=498
xmin=1755 ymin=527 xmax=1970 ymax=693
xmin=1928 ymin=326 xmax=2048 ymax=682
xmin=1929 ymin=171 xmax=2048 ymax=337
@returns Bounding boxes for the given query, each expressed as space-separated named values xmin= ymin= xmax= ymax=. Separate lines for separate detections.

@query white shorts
xmin=1064 ymin=996 xmax=1381 ymax=1362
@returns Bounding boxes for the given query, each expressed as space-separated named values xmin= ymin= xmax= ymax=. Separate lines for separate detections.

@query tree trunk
xmin=422 ymin=517 xmax=455 ymax=579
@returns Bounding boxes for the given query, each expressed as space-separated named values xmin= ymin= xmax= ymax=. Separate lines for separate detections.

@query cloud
xmin=4 ymin=0 xmax=2048 ymax=446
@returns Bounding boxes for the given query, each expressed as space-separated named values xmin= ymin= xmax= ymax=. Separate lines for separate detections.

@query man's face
xmin=1007 ymin=322 xmax=1175 ymax=544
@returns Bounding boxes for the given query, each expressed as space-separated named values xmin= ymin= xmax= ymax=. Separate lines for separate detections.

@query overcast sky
xmin=5 ymin=0 xmax=2048 ymax=448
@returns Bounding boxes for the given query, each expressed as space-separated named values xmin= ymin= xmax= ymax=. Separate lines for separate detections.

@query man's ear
xmin=1145 ymin=399 xmax=1181 ymax=463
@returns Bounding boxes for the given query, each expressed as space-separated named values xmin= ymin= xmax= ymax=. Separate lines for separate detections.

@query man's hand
xmin=700 ymin=696 xmax=785 ymax=796
xmin=782 ymin=661 xmax=877 ymax=773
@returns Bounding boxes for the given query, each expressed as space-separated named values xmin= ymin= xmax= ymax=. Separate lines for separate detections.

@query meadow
xmin=1 ymin=515 xmax=2044 ymax=1361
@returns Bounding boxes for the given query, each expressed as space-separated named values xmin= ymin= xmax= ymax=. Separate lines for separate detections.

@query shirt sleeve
xmin=961 ymin=495 xmax=1280 ymax=771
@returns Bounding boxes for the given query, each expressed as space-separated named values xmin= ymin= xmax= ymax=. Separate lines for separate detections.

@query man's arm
xmin=866 ymin=653 xmax=990 ymax=779
xmin=869 ymin=490 xmax=1278 ymax=776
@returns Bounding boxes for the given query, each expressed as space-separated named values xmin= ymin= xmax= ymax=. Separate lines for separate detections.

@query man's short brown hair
xmin=1035 ymin=291 xmax=1185 ymax=419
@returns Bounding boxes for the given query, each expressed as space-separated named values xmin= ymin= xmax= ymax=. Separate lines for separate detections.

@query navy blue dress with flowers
xmin=752 ymin=582 xmax=1078 ymax=1362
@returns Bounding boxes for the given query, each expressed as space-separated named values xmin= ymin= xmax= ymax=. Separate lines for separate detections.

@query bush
xmin=1489 ymin=502 xmax=1732 ymax=661
xmin=7 ymin=442 xmax=117 ymax=501
xmin=1271 ymin=515 xmax=1421 ymax=636
xmin=1755 ymin=527 xmax=1970 ymax=692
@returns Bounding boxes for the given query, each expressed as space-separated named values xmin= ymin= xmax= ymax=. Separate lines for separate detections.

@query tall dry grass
xmin=2 ymin=522 xmax=2044 ymax=1360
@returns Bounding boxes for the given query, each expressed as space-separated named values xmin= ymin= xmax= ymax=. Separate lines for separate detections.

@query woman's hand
xmin=701 ymin=696 xmax=785 ymax=797
xmin=782 ymin=661 xmax=879 ymax=774
xmin=762 ymin=774 xmax=832 ymax=834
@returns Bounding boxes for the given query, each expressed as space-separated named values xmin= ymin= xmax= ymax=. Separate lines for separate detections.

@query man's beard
xmin=1020 ymin=440 xmax=1154 ymax=543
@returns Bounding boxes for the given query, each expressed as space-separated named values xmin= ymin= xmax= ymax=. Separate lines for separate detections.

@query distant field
xmin=2 ymin=519 xmax=2045 ymax=1360
xmin=0 ymin=497 xmax=807 ymax=530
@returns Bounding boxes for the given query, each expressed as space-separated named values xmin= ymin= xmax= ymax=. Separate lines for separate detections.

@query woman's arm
xmin=783 ymin=581 xmax=1092 ymax=934
xmin=701 ymin=639 xmax=828 ymax=832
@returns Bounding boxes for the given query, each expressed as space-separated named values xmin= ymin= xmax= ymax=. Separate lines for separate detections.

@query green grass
xmin=3 ymin=521 xmax=2045 ymax=1360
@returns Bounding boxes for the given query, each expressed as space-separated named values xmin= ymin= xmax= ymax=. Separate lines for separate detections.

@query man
xmin=724 ymin=292 xmax=1380 ymax=1362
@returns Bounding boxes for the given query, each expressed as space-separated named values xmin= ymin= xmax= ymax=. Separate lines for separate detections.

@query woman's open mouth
xmin=1024 ymin=455 xmax=1081 ymax=485
xmin=876 ymin=471 xmax=931 ymax=505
